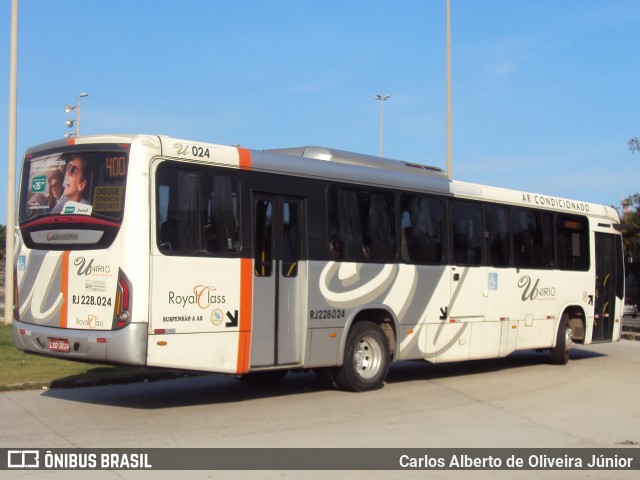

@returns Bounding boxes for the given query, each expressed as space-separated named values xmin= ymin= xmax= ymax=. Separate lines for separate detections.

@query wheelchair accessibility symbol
xmin=488 ymin=273 xmax=498 ymax=291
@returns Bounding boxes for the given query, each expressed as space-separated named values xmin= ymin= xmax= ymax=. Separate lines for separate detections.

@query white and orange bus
xmin=13 ymin=134 xmax=624 ymax=391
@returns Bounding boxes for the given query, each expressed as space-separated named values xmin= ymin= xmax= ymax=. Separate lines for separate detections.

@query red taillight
xmin=119 ymin=278 xmax=130 ymax=310
xmin=113 ymin=269 xmax=132 ymax=330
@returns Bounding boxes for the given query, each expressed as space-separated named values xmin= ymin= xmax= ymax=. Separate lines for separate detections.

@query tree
xmin=621 ymin=195 xmax=640 ymax=302
xmin=622 ymin=140 xmax=640 ymax=299
xmin=0 ymin=224 xmax=5 ymax=261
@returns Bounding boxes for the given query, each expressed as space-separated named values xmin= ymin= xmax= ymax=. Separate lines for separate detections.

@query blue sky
xmin=1 ymin=0 xmax=639 ymax=225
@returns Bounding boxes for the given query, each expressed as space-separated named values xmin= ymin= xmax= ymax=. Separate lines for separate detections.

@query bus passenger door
xmin=449 ymin=202 xmax=487 ymax=322
xmin=438 ymin=202 xmax=487 ymax=362
xmin=252 ymin=194 xmax=305 ymax=367
xmin=593 ymin=233 xmax=622 ymax=342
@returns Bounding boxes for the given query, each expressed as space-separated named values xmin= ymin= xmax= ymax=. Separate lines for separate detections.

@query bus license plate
xmin=48 ymin=338 xmax=70 ymax=353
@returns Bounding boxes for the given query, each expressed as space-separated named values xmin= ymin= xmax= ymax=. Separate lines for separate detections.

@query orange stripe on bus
xmin=60 ymin=251 xmax=70 ymax=328
xmin=236 ymin=257 xmax=253 ymax=374
xmin=238 ymin=147 xmax=252 ymax=170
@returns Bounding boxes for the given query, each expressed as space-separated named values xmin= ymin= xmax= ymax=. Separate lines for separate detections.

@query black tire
xmin=236 ymin=370 xmax=288 ymax=384
xmin=334 ymin=321 xmax=391 ymax=392
xmin=550 ymin=316 xmax=572 ymax=365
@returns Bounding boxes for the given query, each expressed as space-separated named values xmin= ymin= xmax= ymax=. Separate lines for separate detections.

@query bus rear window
xmin=20 ymin=150 xmax=128 ymax=223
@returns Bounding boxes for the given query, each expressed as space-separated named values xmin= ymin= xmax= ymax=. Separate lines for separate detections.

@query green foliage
xmin=0 ymin=324 xmax=183 ymax=390
xmin=622 ymin=194 xmax=640 ymax=301
xmin=622 ymin=194 xmax=640 ymax=253
xmin=0 ymin=224 xmax=5 ymax=261
xmin=0 ymin=324 xmax=100 ymax=389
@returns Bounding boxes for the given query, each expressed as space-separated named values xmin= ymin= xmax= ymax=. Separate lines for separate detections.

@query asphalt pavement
xmin=1 ymin=340 xmax=639 ymax=480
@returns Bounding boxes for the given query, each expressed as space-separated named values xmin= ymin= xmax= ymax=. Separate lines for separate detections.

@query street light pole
xmin=64 ymin=92 xmax=88 ymax=137
xmin=76 ymin=92 xmax=88 ymax=136
xmin=375 ymin=94 xmax=390 ymax=157
xmin=5 ymin=0 xmax=18 ymax=326
xmin=446 ymin=0 xmax=452 ymax=180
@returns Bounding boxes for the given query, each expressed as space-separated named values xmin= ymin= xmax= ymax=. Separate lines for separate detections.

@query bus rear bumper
xmin=12 ymin=321 xmax=148 ymax=366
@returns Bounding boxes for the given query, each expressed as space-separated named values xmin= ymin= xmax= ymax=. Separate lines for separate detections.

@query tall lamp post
xmin=64 ymin=92 xmax=88 ymax=137
xmin=5 ymin=0 xmax=18 ymax=326
xmin=375 ymin=94 xmax=390 ymax=157
xmin=446 ymin=0 xmax=452 ymax=180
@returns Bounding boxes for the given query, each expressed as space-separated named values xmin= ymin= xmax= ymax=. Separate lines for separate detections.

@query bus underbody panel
xmin=12 ymin=321 xmax=147 ymax=366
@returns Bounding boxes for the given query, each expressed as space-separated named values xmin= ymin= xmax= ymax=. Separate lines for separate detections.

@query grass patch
xmin=0 ymin=323 xmax=186 ymax=391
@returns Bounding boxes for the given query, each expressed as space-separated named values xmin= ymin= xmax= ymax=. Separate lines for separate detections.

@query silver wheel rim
xmin=353 ymin=335 xmax=383 ymax=379
xmin=565 ymin=326 xmax=573 ymax=353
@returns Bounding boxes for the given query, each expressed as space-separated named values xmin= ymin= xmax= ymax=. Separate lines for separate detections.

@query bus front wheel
xmin=334 ymin=321 xmax=390 ymax=392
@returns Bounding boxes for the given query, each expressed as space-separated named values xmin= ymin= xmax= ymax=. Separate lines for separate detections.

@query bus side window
xmin=254 ymin=199 xmax=273 ymax=277
xmin=400 ymin=194 xmax=443 ymax=264
xmin=328 ymin=186 xmax=395 ymax=262
xmin=512 ymin=208 xmax=553 ymax=269
xmin=557 ymin=214 xmax=589 ymax=271
xmin=513 ymin=209 xmax=532 ymax=267
xmin=451 ymin=202 xmax=483 ymax=266
xmin=486 ymin=205 xmax=510 ymax=267
xmin=282 ymin=202 xmax=298 ymax=277
xmin=156 ymin=162 xmax=240 ymax=256
xmin=205 ymin=175 xmax=240 ymax=253
xmin=159 ymin=219 xmax=177 ymax=252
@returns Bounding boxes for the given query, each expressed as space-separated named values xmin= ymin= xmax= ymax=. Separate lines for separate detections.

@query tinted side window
xmin=156 ymin=162 xmax=240 ymax=256
xmin=328 ymin=186 xmax=395 ymax=262
xmin=556 ymin=214 xmax=589 ymax=271
xmin=282 ymin=201 xmax=299 ymax=277
xmin=512 ymin=208 xmax=553 ymax=268
xmin=451 ymin=202 xmax=483 ymax=266
xmin=254 ymin=199 xmax=273 ymax=276
xmin=486 ymin=205 xmax=510 ymax=267
xmin=400 ymin=194 xmax=444 ymax=264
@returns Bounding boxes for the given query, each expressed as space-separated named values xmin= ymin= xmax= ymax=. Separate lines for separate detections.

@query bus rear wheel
xmin=550 ymin=316 xmax=572 ymax=365
xmin=334 ymin=321 xmax=390 ymax=392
